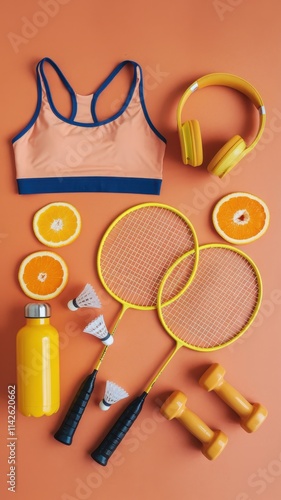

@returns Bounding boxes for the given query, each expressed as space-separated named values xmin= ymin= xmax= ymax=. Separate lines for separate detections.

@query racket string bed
xmin=100 ymin=206 xmax=196 ymax=307
xmin=162 ymin=248 xmax=260 ymax=349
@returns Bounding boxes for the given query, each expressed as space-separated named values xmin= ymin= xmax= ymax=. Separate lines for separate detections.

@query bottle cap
xmin=24 ymin=303 xmax=51 ymax=318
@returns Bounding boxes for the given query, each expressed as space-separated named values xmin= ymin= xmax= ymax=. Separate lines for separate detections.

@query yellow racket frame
xmin=97 ymin=202 xmax=199 ymax=335
xmin=144 ymin=244 xmax=262 ymax=393
xmin=54 ymin=205 xmax=198 ymax=446
xmin=157 ymin=243 xmax=263 ymax=353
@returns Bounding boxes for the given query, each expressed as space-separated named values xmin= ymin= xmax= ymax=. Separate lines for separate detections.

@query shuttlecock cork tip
xmin=101 ymin=333 xmax=114 ymax=346
xmin=67 ymin=298 xmax=79 ymax=311
xmin=99 ymin=400 xmax=111 ymax=411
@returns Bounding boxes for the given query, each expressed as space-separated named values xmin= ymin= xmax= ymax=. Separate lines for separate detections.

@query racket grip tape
xmin=91 ymin=392 xmax=147 ymax=466
xmin=54 ymin=370 xmax=98 ymax=445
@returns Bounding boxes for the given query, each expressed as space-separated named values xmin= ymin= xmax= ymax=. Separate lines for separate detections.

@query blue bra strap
xmin=137 ymin=64 xmax=166 ymax=143
xmin=91 ymin=60 xmax=138 ymax=123
xmin=38 ymin=57 xmax=77 ymax=121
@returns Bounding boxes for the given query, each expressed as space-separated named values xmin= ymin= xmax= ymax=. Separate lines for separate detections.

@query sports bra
xmin=12 ymin=58 xmax=166 ymax=195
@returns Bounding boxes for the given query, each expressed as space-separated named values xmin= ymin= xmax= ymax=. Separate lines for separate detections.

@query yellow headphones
xmin=177 ymin=73 xmax=266 ymax=178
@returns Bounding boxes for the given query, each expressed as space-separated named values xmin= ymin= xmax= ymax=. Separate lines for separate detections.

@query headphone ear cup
xmin=179 ymin=119 xmax=203 ymax=167
xmin=207 ymin=135 xmax=247 ymax=178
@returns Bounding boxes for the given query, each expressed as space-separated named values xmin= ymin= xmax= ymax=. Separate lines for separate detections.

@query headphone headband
xmin=177 ymin=73 xmax=266 ymax=153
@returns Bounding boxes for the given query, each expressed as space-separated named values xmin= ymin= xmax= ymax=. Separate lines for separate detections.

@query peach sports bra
xmin=12 ymin=58 xmax=166 ymax=195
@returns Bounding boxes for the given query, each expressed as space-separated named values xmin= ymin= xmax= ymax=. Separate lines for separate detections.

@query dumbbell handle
xmin=176 ymin=407 xmax=215 ymax=443
xmin=213 ymin=380 xmax=253 ymax=417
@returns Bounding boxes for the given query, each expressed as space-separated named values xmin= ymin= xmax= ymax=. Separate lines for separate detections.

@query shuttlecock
xmin=68 ymin=284 xmax=101 ymax=311
xmin=99 ymin=381 xmax=129 ymax=411
xmin=83 ymin=315 xmax=114 ymax=345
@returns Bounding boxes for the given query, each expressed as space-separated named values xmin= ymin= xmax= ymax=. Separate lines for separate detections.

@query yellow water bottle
xmin=16 ymin=303 xmax=60 ymax=417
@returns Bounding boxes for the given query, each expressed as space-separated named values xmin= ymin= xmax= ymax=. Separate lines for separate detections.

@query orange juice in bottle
xmin=16 ymin=303 xmax=60 ymax=417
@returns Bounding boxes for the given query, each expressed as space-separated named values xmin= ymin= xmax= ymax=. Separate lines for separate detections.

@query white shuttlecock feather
xmin=68 ymin=284 xmax=101 ymax=311
xmin=99 ymin=381 xmax=129 ymax=411
xmin=83 ymin=315 xmax=114 ymax=346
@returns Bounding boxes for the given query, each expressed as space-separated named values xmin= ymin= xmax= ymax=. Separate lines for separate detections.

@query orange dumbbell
xmin=160 ymin=391 xmax=228 ymax=460
xmin=199 ymin=363 xmax=268 ymax=433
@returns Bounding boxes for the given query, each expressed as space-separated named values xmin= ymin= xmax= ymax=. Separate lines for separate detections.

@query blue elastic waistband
xmin=17 ymin=176 xmax=162 ymax=195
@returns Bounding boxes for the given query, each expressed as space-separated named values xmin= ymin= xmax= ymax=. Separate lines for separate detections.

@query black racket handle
xmin=91 ymin=392 xmax=147 ymax=466
xmin=54 ymin=370 xmax=98 ymax=445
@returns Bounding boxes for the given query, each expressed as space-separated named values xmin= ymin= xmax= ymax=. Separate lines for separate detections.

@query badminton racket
xmin=54 ymin=202 xmax=198 ymax=445
xmin=91 ymin=243 xmax=262 ymax=465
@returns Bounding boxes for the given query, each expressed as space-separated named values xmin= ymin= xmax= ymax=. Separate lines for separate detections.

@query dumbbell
xmin=199 ymin=363 xmax=268 ymax=433
xmin=160 ymin=390 xmax=228 ymax=460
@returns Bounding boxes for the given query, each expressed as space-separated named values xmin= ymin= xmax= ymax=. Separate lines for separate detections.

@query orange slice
xmin=18 ymin=251 xmax=68 ymax=300
xmin=33 ymin=202 xmax=81 ymax=247
xmin=212 ymin=192 xmax=270 ymax=245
